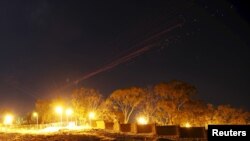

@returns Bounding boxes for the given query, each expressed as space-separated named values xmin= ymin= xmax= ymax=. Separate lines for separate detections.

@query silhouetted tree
xmin=138 ymin=87 xmax=159 ymax=123
xmin=107 ymin=87 xmax=145 ymax=123
xmin=35 ymin=97 xmax=66 ymax=123
xmin=71 ymin=87 xmax=103 ymax=123
xmin=214 ymin=105 xmax=249 ymax=124
xmin=154 ymin=80 xmax=196 ymax=125
xmin=35 ymin=99 xmax=53 ymax=123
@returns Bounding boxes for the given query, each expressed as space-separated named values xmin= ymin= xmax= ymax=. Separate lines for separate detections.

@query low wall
xmin=104 ymin=122 xmax=114 ymax=130
xmin=119 ymin=123 xmax=137 ymax=133
xmin=136 ymin=124 xmax=155 ymax=133
xmin=155 ymin=125 xmax=179 ymax=137
xmin=179 ymin=127 xmax=206 ymax=139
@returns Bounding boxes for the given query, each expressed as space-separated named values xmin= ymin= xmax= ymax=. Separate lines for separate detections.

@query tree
xmin=214 ymin=105 xmax=249 ymax=124
xmin=107 ymin=87 xmax=145 ymax=123
xmin=138 ymin=87 xmax=159 ymax=123
xmin=154 ymin=80 xmax=196 ymax=125
xmin=35 ymin=97 xmax=66 ymax=123
xmin=71 ymin=87 xmax=103 ymax=123
xmin=203 ymin=103 xmax=216 ymax=126
xmin=35 ymin=99 xmax=53 ymax=123
xmin=180 ymin=100 xmax=209 ymax=126
xmin=24 ymin=112 xmax=32 ymax=124
xmin=98 ymin=100 xmax=120 ymax=122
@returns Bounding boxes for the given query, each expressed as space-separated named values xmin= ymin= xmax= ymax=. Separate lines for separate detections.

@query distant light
xmin=185 ymin=122 xmax=191 ymax=128
xmin=66 ymin=108 xmax=73 ymax=116
xmin=41 ymin=127 xmax=60 ymax=133
xmin=4 ymin=114 xmax=14 ymax=125
xmin=67 ymin=122 xmax=76 ymax=129
xmin=137 ymin=116 xmax=148 ymax=125
xmin=33 ymin=112 xmax=38 ymax=117
xmin=55 ymin=106 xmax=63 ymax=114
xmin=88 ymin=112 xmax=95 ymax=119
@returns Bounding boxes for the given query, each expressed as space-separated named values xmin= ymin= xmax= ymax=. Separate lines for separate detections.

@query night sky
xmin=0 ymin=0 xmax=249 ymax=114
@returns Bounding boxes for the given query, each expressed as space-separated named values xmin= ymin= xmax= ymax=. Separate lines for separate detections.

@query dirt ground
xmin=0 ymin=130 xmax=155 ymax=141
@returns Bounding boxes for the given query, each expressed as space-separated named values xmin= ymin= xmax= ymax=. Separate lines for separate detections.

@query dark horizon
xmin=0 ymin=0 xmax=250 ymax=115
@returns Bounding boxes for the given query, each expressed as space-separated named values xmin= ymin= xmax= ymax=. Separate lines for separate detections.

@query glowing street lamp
xmin=33 ymin=112 xmax=39 ymax=128
xmin=55 ymin=106 xmax=63 ymax=125
xmin=88 ymin=112 xmax=95 ymax=120
xmin=4 ymin=114 xmax=14 ymax=125
xmin=185 ymin=122 xmax=191 ymax=128
xmin=66 ymin=108 xmax=73 ymax=123
xmin=88 ymin=112 xmax=95 ymax=127
xmin=137 ymin=116 xmax=148 ymax=125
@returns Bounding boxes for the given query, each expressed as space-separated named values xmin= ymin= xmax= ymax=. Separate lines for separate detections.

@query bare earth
xmin=0 ymin=129 xmax=155 ymax=141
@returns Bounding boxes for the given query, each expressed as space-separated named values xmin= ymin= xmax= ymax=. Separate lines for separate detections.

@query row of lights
xmin=55 ymin=106 xmax=73 ymax=116
xmin=55 ymin=106 xmax=73 ymax=125
xmin=2 ymin=107 xmax=95 ymax=126
xmin=2 ymin=107 xmax=191 ymax=128
xmin=55 ymin=106 xmax=95 ymax=120
xmin=2 ymin=114 xmax=191 ymax=128
xmin=3 ymin=113 xmax=144 ymax=125
xmin=32 ymin=106 xmax=74 ymax=126
xmin=1 ymin=106 xmax=73 ymax=126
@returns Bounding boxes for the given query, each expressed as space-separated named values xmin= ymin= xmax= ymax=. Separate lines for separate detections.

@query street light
xmin=55 ymin=106 xmax=63 ymax=126
xmin=66 ymin=108 xmax=73 ymax=123
xmin=33 ymin=112 xmax=38 ymax=128
xmin=137 ymin=116 xmax=148 ymax=125
xmin=185 ymin=122 xmax=191 ymax=128
xmin=88 ymin=112 xmax=95 ymax=120
xmin=88 ymin=112 xmax=95 ymax=127
xmin=4 ymin=114 xmax=14 ymax=125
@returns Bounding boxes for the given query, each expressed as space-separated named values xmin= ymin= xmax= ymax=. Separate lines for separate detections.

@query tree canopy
xmin=31 ymin=80 xmax=249 ymax=126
